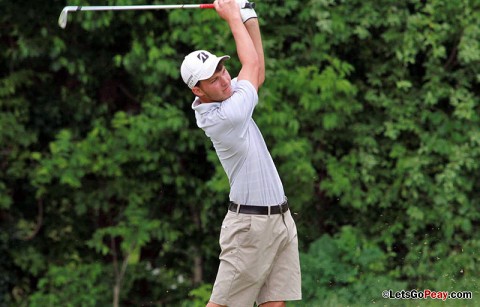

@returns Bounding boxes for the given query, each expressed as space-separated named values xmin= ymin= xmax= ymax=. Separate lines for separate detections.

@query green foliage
xmin=28 ymin=263 xmax=110 ymax=307
xmin=1 ymin=0 xmax=479 ymax=305
xmin=299 ymin=226 xmax=406 ymax=306
xmin=182 ymin=283 xmax=213 ymax=307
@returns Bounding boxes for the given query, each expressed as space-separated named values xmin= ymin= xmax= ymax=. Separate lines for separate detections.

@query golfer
xmin=180 ymin=0 xmax=301 ymax=306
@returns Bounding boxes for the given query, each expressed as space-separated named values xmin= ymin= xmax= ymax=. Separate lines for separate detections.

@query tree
xmin=1 ymin=0 xmax=479 ymax=305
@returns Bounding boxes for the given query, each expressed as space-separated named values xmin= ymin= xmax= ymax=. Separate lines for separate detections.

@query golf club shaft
xmin=59 ymin=2 xmax=255 ymax=28
xmin=66 ymin=4 xmax=216 ymax=12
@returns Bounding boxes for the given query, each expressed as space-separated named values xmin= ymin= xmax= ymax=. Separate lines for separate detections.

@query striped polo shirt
xmin=192 ymin=78 xmax=285 ymax=206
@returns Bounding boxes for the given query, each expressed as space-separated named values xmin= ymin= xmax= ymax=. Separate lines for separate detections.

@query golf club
xmin=59 ymin=2 xmax=255 ymax=28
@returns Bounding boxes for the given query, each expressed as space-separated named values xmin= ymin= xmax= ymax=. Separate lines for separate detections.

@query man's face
xmin=194 ymin=64 xmax=232 ymax=102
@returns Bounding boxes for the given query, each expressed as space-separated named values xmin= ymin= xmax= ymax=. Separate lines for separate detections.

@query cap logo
xmin=197 ymin=52 xmax=209 ymax=63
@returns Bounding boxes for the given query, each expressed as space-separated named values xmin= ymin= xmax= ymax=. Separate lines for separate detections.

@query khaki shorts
xmin=210 ymin=209 xmax=302 ymax=306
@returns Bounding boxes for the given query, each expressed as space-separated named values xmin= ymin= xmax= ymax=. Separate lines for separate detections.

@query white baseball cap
xmin=180 ymin=50 xmax=230 ymax=89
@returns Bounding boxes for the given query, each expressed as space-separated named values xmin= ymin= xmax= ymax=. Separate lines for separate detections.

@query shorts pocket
xmin=219 ymin=212 xmax=252 ymax=252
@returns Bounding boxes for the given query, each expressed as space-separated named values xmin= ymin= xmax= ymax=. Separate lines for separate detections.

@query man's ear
xmin=192 ymin=86 xmax=204 ymax=97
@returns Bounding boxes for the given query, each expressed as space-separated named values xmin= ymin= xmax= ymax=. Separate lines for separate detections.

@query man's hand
xmin=214 ymin=0 xmax=242 ymax=23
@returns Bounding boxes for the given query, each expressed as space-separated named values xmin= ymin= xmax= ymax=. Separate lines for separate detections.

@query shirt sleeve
xmin=222 ymin=79 xmax=258 ymax=129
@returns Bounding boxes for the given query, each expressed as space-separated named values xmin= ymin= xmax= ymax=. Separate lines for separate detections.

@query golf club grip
xmin=199 ymin=2 xmax=255 ymax=9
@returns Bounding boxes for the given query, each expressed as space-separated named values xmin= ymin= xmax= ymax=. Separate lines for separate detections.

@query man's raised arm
xmin=215 ymin=0 xmax=260 ymax=91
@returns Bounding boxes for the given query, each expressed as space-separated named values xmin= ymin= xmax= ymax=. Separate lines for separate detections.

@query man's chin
xmin=224 ymin=88 xmax=233 ymax=98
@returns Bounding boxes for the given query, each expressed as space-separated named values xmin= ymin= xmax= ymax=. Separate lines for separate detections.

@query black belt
xmin=228 ymin=201 xmax=289 ymax=215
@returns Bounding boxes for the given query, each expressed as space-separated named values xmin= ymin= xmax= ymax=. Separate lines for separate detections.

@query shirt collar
xmin=192 ymin=97 xmax=221 ymax=114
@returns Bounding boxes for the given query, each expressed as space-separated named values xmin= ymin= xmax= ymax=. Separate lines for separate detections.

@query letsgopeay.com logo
xmin=382 ymin=289 xmax=473 ymax=301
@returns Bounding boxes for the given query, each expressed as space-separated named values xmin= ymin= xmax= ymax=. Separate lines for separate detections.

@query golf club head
xmin=58 ymin=6 xmax=78 ymax=28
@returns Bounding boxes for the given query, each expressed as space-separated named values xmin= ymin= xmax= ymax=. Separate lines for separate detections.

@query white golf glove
xmin=236 ymin=0 xmax=257 ymax=23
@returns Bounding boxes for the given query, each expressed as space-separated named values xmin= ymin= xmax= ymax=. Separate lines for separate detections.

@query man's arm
xmin=215 ymin=0 xmax=260 ymax=91
xmin=243 ymin=16 xmax=265 ymax=88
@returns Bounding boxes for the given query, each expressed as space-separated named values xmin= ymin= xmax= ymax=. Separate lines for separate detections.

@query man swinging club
xmin=180 ymin=0 xmax=302 ymax=306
